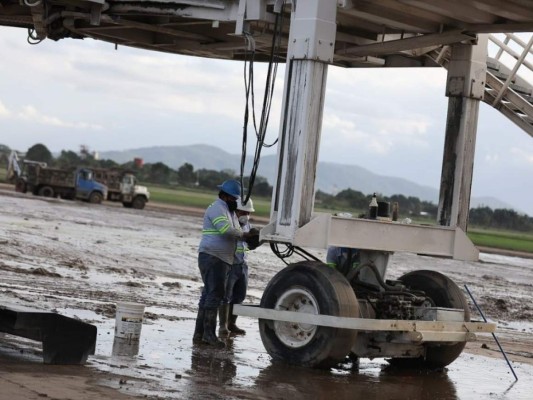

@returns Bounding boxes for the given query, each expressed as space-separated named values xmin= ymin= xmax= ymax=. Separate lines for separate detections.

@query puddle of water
xmin=480 ymin=253 xmax=533 ymax=269
xmin=54 ymin=306 xmax=532 ymax=400
xmin=502 ymin=321 xmax=533 ymax=333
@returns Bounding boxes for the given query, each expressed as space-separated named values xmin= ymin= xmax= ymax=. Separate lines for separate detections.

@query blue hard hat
xmin=217 ymin=180 xmax=241 ymax=199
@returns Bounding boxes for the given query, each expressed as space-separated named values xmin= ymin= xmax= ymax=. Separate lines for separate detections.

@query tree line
xmin=316 ymin=189 xmax=437 ymax=218
xmin=2 ymin=143 xmax=532 ymax=231
xmin=316 ymin=188 xmax=533 ymax=232
xmin=2 ymin=143 xmax=274 ymax=197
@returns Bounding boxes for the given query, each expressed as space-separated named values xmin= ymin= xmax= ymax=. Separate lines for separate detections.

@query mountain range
xmin=100 ymin=144 xmax=516 ymax=211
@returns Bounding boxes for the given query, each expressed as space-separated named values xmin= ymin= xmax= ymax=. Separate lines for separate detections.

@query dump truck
xmin=15 ymin=161 xmax=108 ymax=204
xmin=92 ymin=169 xmax=150 ymax=209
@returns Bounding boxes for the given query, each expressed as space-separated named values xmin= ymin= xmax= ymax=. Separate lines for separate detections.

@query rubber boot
xmin=192 ymin=307 xmax=205 ymax=344
xmin=227 ymin=304 xmax=246 ymax=335
xmin=202 ymin=308 xmax=225 ymax=348
xmin=218 ymin=304 xmax=230 ymax=336
xmin=349 ymin=352 xmax=360 ymax=370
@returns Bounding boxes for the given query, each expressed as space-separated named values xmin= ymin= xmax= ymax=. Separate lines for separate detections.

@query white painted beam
xmin=233 ymin=304 xmax=496 ymax=337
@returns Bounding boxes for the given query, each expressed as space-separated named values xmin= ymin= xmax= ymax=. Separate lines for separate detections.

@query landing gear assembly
xmin=248 ymin=258 xmax=483 ymax=369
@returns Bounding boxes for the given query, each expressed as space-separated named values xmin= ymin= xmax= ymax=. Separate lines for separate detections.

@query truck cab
xmin=75 ymin=169 xmax=108 ymax=203
xmin=91 ymin=169 xmax=149 ymax=209
xmin=120 ymin=173 xmax=150 ymax=209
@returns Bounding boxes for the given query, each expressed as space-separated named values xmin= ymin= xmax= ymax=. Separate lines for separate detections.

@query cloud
xmin=328 ymin=66 xmax=446 ymax=93
xmin=376 ymin=117 xmax=430 ymax=139
xmin=0 ymin=31 xmax=251 ymax=122
xmin=0 ymin=101 xmax=10 ymax=117
xmin=50 ymin=45 xmax=272 ymax=122
xmin=483 ymin=152 xmax=500 ymax=163
xmin=16 ymin=105 xmax=103 ymax=130
xmin=510 ymin=147 xmax=533 ymax=164
xmin=322 ymin=111 xmax=432 ymax=157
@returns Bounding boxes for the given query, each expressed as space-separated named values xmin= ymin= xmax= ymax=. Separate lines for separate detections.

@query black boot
xmin=193 ymin=307 xmax=205 ymax=344
xmin=227 ymin=304 xmax=246 ymax=335
xmin=202 ymin=308 xmax=225 ymax=348
xmin=218 ymin=304 xmax=230 ymax=336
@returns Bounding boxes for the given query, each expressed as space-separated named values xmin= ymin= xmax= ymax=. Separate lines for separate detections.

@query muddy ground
xmin=1 ymin=189 xmax=533 ymax=400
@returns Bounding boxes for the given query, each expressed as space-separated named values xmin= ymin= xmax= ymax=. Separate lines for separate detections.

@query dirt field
xmin=1 ymin=189 xmax=533 ymax=399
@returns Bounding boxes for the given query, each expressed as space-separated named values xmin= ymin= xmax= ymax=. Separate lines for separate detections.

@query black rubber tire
xmin=132 ymin=196 xmax=146 ymax=210
xmin=38 ymin=186 xmax=54 ymax=197
xmin=259 ymin=261 xmax=359 ymax=369
xmin=390 ymin=270 xmax=470 ymax=368
xmin=88 ymin=192 xmax=103 ymax=204
xmin=15 ymin=178 xmax=27 ymax=193
xmin=122 ymin=202 xmax=133 ymax=208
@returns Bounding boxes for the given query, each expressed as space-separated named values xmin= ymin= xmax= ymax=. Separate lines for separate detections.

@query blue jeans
xmin=224 ymin=262 xmax=248 ymax=305
xmin=198 ymin=252 xmax=231 ymax=309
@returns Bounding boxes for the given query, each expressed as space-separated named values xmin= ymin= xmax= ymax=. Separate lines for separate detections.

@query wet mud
xmin=1 ymin=190 xmax=533 ymax=399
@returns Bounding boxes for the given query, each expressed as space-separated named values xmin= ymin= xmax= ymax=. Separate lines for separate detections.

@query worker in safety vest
xmin=193 ymin=180 xmax=256 ymax=347
xmin=326 ymin=246 xmax=360 ymax=277
xmin=218 ymin=197 xmax=259 ymax=336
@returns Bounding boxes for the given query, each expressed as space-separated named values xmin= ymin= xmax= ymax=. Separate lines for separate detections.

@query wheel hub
xmin=273 ymin=287 xmax=319 ymax=348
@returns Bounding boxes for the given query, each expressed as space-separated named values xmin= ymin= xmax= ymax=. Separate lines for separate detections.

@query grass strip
xmin=467 ymin=230 xmax=533 ymax=253
xmin=147 ymin=185 xmax=272 ymax=217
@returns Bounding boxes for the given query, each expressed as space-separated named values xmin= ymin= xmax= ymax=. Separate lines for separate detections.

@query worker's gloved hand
xmin=243 ymin=227 xmax=261 ymax=250
xmin=242 ymin=228 xmax=258 ymax=239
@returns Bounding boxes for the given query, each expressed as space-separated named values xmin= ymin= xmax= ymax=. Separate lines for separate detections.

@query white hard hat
xmin=237 ymin=198 xmax=255 ymax=212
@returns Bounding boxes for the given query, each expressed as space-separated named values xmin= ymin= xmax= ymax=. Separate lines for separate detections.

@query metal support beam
xmin=89 ymin=0 xmax=105 ymax=26
xmin=340 ymin=30 xmax=477 ymax=57
xmin=263 ymin=212 xmax=479 ymax=260
xmin=438 ymin=35 xmax=488 ymax=230
xmin=233 ymin=304 xmax=496 ymax=339
xmin=269 ymin=0 xmax=337 ymax=241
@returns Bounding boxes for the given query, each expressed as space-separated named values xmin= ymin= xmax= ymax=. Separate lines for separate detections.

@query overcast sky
xmin=1 ymin=27 xmax=532 ymax=215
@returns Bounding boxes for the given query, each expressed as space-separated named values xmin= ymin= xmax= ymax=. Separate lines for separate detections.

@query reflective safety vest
xmin=199 ymin=198 xmax=243 ymax=265
xmin=326 ymin=246 xmax=360 ymax=276
xmin=234 ymin=221 xmax=251 ymax=265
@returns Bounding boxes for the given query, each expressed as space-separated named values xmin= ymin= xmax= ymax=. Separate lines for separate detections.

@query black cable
xmin=464 ymin=284 xmax=518 ymax=381
xmin=269 ymin=242 xmax=292 ymax=265
xmin=269 ymin=242 xmax=322 ymax=265
xmin=292 ymin=246 xmax=322 ymax=262
xmin=255 ymin=8 xmax=283 ymax=147
xmin=27 ymin=28 xmax=44 ymax=45
xmin=240 ymin=33 xmax=254 ymax=200
xmin=240 ymin=3 xmax=286 ymax=204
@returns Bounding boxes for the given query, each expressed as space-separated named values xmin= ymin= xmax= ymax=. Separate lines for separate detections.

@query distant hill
xmin=100 ymin=145 xmax=236 ymax=171
xmin=100 ymin=144 xmax=518 ymax=210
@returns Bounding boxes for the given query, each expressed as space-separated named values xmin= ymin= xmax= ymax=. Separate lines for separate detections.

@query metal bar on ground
xmin=464 ymin=284 xmax=518 ymax=381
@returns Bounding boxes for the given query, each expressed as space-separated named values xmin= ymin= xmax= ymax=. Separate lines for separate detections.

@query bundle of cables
xmin=270 ymin=242 xmax=321 ymax=265
xmin=239 ymin=2 xmax=286 ymax=206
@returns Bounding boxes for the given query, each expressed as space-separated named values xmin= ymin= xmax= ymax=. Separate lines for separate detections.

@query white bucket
xmin=112 ymin=337 xmax=140 ymax=357
xmin=114 ymin=302 xmax=145 ymax=342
